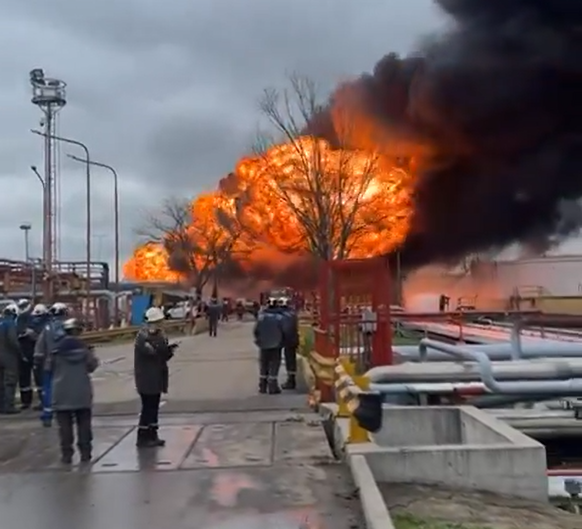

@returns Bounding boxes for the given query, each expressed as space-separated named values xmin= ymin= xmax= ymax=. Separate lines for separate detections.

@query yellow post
xmin=347 ymin=374 xmax=371 ymax=443
xmin=347 ymin=397 xmax=370 ymax=444
xmin=336 ymin=385 xmax=351 ymax=417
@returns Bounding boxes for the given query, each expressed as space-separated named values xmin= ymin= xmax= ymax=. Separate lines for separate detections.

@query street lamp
xmin=67 ymin=155 xmax=120 ymax=324
xmin=19 ymin=223 xmax=31 ymax=262
xmin=31 ymin=129 xmax=92 ymax=318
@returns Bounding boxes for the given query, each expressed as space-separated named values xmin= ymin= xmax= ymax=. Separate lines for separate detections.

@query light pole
xmin=68 ymin=155 xmax=120 ymax=324
xmin=19 ymin=223 xmax=31 ymax=262
xmin=32 ymin=129 xmax=92 ymax=318
xmin=30 ymin=166 xmax=50 ymax=301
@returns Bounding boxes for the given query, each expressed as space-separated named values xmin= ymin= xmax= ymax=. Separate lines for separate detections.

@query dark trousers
xmin=18 ymin=357 xmax=42 ymax=407
xmin=0 ymin=363 xmax=18 ymax=412
xmin=138 ymin=393 xmax=161 ymax=428
xmin=208 ymin=319 xmax=218 ymax=337
xmin=259 ymin=348 xmax=281 ymax=382
xmin=283 ymin=346 xmax=297 ymax=376
xmin=56 ymin=408 xmax=93 ymax=458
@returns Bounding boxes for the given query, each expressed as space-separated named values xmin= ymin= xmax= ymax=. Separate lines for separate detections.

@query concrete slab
xmin=93 ymin=425 xmax=202 ymax=472
xmin=0 ymin=412 xmax=363 ymax=529
xmin=274 ymin=420 xmax=334 ymax=463
xmin=182 ymin=422 xmax=273 ymax=469
xmin=0 ymin=464 xmax=362 ymax=529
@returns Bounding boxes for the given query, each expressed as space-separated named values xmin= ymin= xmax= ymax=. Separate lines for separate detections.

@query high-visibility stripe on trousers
xmin=40 ymin=371 xmax=53 ymax=423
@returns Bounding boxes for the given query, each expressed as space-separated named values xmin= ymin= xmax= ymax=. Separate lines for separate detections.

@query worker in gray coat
xmin=134 ymin=307 xmax=179 ymax=448
xmin=51 ymin=318 xmax=99 ymax=465
xmin=206 ymin=297 xmax=221 ymax=337
xmin=278 ymin=297 xmax=299 ymax=390
xmin=253 ymin=298 xmax=284 ymax=394
xmin=0 ymin=304 xmax=21 ymax=414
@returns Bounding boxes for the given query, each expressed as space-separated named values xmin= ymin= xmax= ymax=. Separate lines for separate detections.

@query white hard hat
xmin=50 ymin=302 xmax=68 ymax=315
xmin=4 ymin=303 xmax=18 ymax=315
xmin=63 ymin=318 xmax=83 ymax=331
xmin=32 ymin=303 xmax=48 ymax=315
xmin=18 ymin=298 xmax=30 ymax=307
xmin=144 ymin=307 xmax=165 ymax=323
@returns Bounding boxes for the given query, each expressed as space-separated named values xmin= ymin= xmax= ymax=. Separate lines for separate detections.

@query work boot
xmin=136 ymin=427 xmax=157 ymax=448
xmin=258 ymin=378 xmax=268 ymax=394
xmin=79 ymin=451 xmax=92 ymax=464
xmin=150 ymin=427 xmax=166 ymax=447
xmin=281 ymin=375 xmax=296 ymax=390
xmin=267 ymin=379 xmax=281 ymax=395
xmin=61 ymin=452 xmax=73 ymax=465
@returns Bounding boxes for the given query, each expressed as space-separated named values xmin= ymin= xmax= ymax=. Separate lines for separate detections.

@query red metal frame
xmin=318 ymin=256 xmax=393 ymax=367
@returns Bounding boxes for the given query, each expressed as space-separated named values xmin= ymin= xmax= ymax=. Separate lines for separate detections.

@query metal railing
xmin=83 ymin=318 xmax=208 ymax=345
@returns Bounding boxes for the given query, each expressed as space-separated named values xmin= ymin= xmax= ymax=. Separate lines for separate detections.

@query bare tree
xmin=233 ymin=73 xmax=411 ymax=260
xmin=138 ymin=197 xmax=240 ymax=296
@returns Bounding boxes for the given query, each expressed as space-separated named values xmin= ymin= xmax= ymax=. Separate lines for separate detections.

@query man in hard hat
xmin=29 ymin=304 xmax=49 ymax=410
xmin=253 ymin=297 xmax=284 ymax=394
xmin=16 ymin=299 xmax=35 ymax=409
xmin=134 ymin=306 xmax=178 ymax=448
xmin=0 ymin=304 xmax=21 ymax=414
xmin=34 ymin=302 xmax=68 ymax=426
xmin=51 ymin=317 xmax=99 ymax=464
xmin=278 ymin=297 xmax=299 ymax=390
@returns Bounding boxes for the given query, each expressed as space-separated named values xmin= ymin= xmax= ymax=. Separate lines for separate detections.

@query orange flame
xmin=124 ymin=134 xmax=414 ymax=282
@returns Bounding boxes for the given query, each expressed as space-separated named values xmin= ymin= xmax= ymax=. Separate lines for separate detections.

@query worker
xmin=206 ymin=297 xmax=221 ymax=337
xmin=30 ymin=304 xmax=49 ymax=410
xmin=253 ymin=297 xmax=284 ymax=394
xmin=0 ymin=304 xmax=21 ymax=414
xmin=134 ymin=306 xmax=178 ymax=448
xmin=278 ymin=297 xmax=299 ymax=390
xmin=34 ymin=301 xmax=68 ymax=427
xmin=16 ymin=299 xmax=38 ymax=410
xmin=51 ymin=318 xmax=99 ymax=465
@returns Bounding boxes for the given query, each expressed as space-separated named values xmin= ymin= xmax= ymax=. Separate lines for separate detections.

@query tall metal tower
xmin=30 ymin=69 xmax=66 ymax=274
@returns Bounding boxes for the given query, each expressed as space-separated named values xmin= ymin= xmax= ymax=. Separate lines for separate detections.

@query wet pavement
xmin=0 ymin=414 xmax=363 ymax=528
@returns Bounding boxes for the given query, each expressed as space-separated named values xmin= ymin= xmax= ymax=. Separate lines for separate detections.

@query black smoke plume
xmin=311 ymin=0 xmax=582 ymax=270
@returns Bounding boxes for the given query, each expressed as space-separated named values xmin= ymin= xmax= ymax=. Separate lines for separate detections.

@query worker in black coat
xmin=133 ymin=306 xmax=178 ymax=448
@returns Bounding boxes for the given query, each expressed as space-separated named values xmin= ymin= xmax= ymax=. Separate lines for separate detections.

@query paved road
xmin=89 ymin=319 xmax=306 ymax=414
xmin=0 ymin=319 xmax=364 ymax=528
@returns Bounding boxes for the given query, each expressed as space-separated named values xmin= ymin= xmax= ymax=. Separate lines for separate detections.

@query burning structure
xmin=124 ymin=0 xmax=582 ymax=286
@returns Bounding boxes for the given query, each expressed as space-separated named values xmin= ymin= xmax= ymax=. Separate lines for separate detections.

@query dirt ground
xmin=379 ymin=483 xmax=581 ymax=529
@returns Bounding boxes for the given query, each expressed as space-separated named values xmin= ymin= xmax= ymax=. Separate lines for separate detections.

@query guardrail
xmin=334 ymin=358 xmax=383 ymax=441
xmin=84 ymin=318 xmax=208 ymax=345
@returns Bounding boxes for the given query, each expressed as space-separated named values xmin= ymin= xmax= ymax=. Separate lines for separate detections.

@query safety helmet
xmin=3 ymin=303 xmax=18 ymax=316
xmin=17 ymin=298 xmax=30 ymax=310
xmin=63 ymin=318 xmax=83 ymax=332
xmin=32 ymin=303 xmax=48 ymax=316
xmin=49 ymin=302 xmax=68 ymax=316
xmin=278 ymin=297 xmax=289 ymax=307
xmin=144 ymin=306 xmax=165 ymax=323
xmin=268 ymin=297 xmax=278 ymax=307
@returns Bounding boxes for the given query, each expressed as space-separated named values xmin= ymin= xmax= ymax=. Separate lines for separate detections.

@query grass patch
xmin=393 ymin=513 xmax=493 ymax=529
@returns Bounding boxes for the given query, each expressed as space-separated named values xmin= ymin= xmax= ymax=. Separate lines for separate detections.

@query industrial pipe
xmin=366 ymin=359 xmax=582 ymax=384
xmin=416 ymin=339 xmax=582 ymax=395
xmin=392 ymin=341 xmax=582 ymax=363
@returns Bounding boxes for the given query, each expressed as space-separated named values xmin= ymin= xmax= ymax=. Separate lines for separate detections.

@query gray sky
xmin=0 ymin=0 xmax=454 ymax=276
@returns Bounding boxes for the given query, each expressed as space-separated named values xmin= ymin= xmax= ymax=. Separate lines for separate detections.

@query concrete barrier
xmin=326 ymin=404 xmax=549 ymax=529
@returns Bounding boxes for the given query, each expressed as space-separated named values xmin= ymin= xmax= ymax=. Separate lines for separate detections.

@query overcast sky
xmin=2 ymin=1 xmax=575 ymax=278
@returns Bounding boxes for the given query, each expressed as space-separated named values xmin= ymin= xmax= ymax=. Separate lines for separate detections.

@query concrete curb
xmin=348 ymin=455 xmax=396 ymax=529
xmin=320 ymin=403 xmax=396 ymax=529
